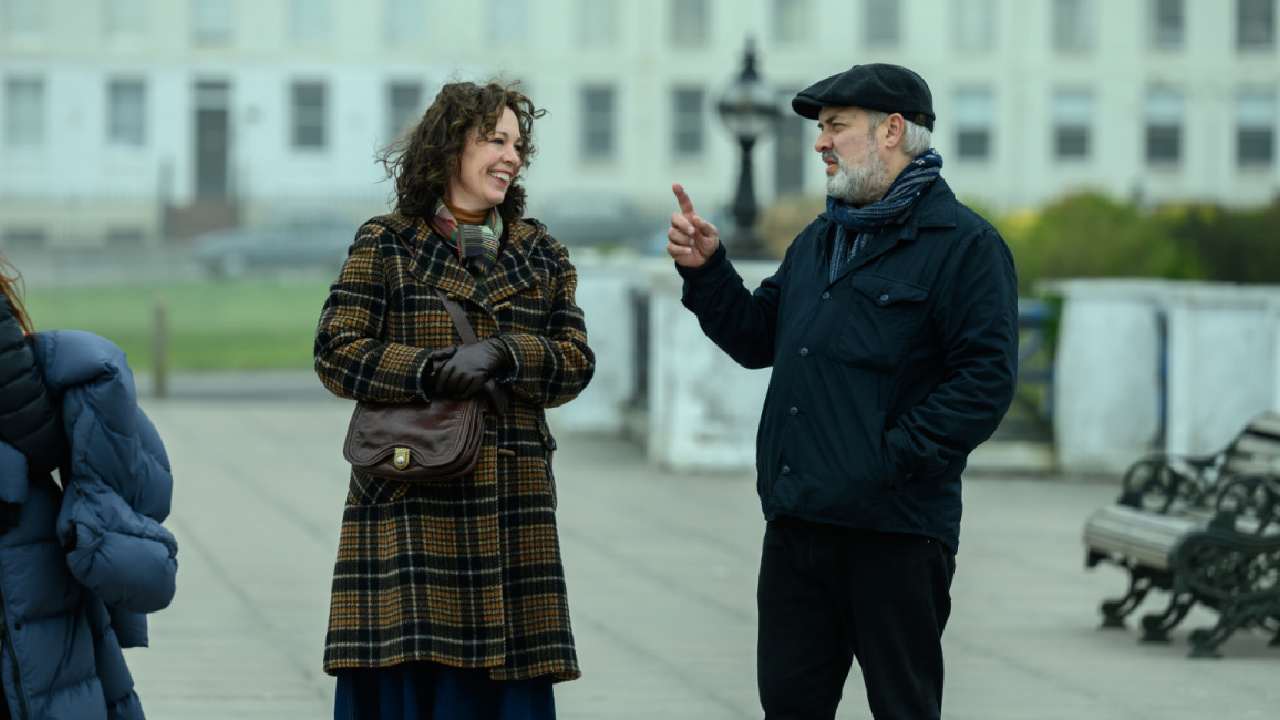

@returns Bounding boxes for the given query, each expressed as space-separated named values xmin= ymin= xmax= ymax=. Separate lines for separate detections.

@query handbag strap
xmin=385 ymin=220 xmax=480 ymax=345
xmin=434 ymin=289 xmax=478 ymax=344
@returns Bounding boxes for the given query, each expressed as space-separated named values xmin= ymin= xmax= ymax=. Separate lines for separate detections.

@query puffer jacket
xmin=0 ymin=310 xmax=176 ymax=720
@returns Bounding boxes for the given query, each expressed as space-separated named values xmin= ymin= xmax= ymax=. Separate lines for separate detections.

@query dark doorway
xmin=194 ymin=81 xmax=231 ymax=199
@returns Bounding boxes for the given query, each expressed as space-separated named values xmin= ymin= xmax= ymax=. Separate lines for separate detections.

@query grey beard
xmin=826 ymin=153 xmax=889 ymax=206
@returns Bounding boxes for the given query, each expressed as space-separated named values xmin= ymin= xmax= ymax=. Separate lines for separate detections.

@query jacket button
xmin=789 ymin=407 xmax=798 ymax=415
xmin=822 ymin=292 xmax=830 ymax=300
xmin=781 ymin=465 xmax=792 ymax=475
xmin=879 ymin=293 xmax=890 ymax=303
xmin=799 ymin=348 xmax=809 ymax=357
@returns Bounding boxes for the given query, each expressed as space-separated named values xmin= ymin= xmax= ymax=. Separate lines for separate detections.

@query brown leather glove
xmin=420 ymin=346 xmax=459 ymax=400
xmin=478 ymin=379 xmax=512 ymax=415
xmin=433 ymin=337 xmax=513 ymax=399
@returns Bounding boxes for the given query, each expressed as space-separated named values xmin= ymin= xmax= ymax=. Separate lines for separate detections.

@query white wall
xmin=1047 ymin=279 xmax=1280 ymax=475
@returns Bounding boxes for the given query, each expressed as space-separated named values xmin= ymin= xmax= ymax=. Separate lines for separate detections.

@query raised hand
xmin=667 ymin=183 xmax=720 ymax=268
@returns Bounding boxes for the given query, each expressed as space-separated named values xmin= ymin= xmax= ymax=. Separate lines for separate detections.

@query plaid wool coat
xmin=314 ymin=212 xmax=595 ymax=682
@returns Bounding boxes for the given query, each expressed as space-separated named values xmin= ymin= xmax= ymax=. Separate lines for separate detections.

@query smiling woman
xmin=313 ymin=80 xmax=595 ymax=720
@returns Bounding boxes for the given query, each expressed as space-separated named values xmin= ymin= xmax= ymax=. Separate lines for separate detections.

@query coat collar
xmin=378 ymin=213 xmax=545 ymax=306
xmin=823 ymin=176 xmax=959 ymax=280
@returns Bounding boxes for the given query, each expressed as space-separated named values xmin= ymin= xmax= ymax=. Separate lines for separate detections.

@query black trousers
xmin=756 ymin=517 xmax=956 ymax=720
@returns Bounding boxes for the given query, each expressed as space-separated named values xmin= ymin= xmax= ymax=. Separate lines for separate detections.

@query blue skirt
xmin=333 ymin=662 xmax=556 ymax=720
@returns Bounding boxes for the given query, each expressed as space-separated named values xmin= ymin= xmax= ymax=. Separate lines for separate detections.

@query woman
xmin=314 ymin=80 xmax=595 ymax=719
xmin=0 ymin=253 xmax=177 ymax=720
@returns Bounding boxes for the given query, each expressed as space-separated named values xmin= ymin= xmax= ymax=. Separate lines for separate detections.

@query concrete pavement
xmin=124 ymin=397 xmax=1279 ymax=720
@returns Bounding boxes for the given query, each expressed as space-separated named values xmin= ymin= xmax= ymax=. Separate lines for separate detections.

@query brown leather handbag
xmin=341 ymin=289 xmax=486 ymax=481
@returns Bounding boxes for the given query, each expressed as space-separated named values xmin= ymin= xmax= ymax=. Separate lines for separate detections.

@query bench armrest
xmin=1120 ymin=453 xmax=1222 ymax=513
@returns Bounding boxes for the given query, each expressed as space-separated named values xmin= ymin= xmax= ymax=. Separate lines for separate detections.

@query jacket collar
xmin=823 ymin=176 xmax=958 ymax=280
xmin=381 ymin=214 xmax=544 ymax=306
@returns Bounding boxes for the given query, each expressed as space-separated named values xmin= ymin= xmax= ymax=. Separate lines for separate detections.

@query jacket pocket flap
xmin=849 ymin=276 xmax=929 ymax=306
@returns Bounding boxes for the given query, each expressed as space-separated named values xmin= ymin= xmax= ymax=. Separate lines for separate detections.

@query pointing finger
xmin=672 ymin=183 xmax=697 ymax=218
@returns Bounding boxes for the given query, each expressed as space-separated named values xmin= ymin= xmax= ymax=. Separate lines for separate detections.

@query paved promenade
xmin=125 ymin=396 xmax=1279 ymax=720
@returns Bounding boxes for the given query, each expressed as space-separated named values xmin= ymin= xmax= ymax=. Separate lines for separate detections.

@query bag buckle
xmin=393 ymin=448 xmax=411 ymax=470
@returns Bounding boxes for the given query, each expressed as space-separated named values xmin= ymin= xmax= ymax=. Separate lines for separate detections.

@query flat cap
xmin=792 ymin=63 xmax=935 ymax=131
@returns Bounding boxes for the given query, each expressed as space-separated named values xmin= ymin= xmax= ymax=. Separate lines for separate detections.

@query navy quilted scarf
xmin=826 ymin=149 xmax=943 ymax=282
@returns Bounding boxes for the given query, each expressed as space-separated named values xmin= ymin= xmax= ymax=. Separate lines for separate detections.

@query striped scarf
xmin=429 ymin=199 xmax=504 ymax=275
xmin=826 ymin=148 xmax=943 ymax=282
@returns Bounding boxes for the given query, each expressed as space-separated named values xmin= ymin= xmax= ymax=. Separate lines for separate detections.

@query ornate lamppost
xmin=716 ymin=38 xmax=779 ymax=260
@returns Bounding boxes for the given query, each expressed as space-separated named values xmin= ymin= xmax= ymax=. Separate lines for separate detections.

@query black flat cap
xmin=792 ymin=63 xmax=935 ymax=131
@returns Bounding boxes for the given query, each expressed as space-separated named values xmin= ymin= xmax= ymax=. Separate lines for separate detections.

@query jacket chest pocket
xmin=826 ymin=275 xmax=930 ymax=375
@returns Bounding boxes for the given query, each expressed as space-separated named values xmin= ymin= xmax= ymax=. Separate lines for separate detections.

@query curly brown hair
xmin=379 ymin=80 xmax=545 ymax=228
xmin=0 ymin=252 xmax=32 ymax=334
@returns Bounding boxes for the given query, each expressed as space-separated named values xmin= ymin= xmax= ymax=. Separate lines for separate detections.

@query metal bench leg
xmin=1100 ymin=565 xmax=1155 ymax=629
xmin=1139 ymin=591 xmax=1195 ymax=643
xmin=1186 ymin=601 xmax=1260 ymax=659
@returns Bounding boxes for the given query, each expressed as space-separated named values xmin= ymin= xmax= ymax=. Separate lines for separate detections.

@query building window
xmin=384 ymin=0 xmax=425 ymax=44
xmin=1237 ymin=0 xmax=1276 ymax=50
xmin=1150 ymin=0 xmax=1184 ymax=50
xmin=191 ymin=0 xmax=233 ymax=45
xmin=672 ymin=87 xmax=705 ymax=158
xmin=953 ymin=0 xmax=996 ymax=52
xmin=291 ymin=82 xmax=327 ymax=150
xmin=1052 ymin=89 xmax=1092 ymax=160
xmin=3 ymin=77 xmax=44 ymax=148
xmin=103 ymin=0 xmax=148 ymax=39
xmin=955 ymin=88 xmax=993 ymax=160
xmin=772 ymin=0 xmax=808 ymax=45
xmin=671 ymin=0 xmax=709 ymax=46
xmin=1145 ymin=88 xmax=1183 ymax=165
xmin=2 ymin=0 xmax=45 ymax=39
xmin=386 ymin=82 xmax=422 ymax=140
xmin=1236 ymin=90 xmax=1276 ymax=167
xmin=581 ymin=85 xmax=616 ymax=161
xmin=107 ymin=79 xmax=147 ymax=147
xmin=289 ymin=0 xmax=331 ymax=44
xmin=864 ymin=0 xmax=900 ymax=47
xmin=774 ymin=87 xmax=807 ymax=197
xmin=576 ymin=0 xmax=619 ymax=47
xmin=490 ymin=0 xmax=527 ymax=45
xmin=1052 ymin=0 xmax=1095 ymax=52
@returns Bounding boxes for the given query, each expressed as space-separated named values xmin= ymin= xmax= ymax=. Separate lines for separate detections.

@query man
xmin=666 ymin=63 xmax=1019 ymax=720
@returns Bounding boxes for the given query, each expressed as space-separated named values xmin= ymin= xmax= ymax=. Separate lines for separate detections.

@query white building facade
xmin=0 ymin=0 xmax=1278 ymax=249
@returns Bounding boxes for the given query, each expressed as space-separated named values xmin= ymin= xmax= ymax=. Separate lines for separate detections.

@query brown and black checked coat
xmin=314 ymin=212 xmax=595 ymax=682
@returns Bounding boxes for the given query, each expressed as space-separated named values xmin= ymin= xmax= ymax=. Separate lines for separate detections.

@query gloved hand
xmin=433 ymin=337 xmax=513 ymax=399
xmin=478 ymin=379 xmax=512 ymax=415
xmin=421 ymin=346 xmax=459 ymax=400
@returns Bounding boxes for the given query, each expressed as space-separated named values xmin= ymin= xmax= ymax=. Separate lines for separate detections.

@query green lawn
xmin=24 ymin=279 xmax=334 ymax=371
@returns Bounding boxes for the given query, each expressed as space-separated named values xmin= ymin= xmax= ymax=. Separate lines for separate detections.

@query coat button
xmin=822 ymin=292 xmax=831 ymax=300
xmin=781 ymin=465 xmax=792 ymax=475
xmin=799 ymin=348 xmax=809 ymax=357
xmin=789 ymin=407 xmax=798 ymax=415
xmin=879 ymin=293 xmax=890 ymax=302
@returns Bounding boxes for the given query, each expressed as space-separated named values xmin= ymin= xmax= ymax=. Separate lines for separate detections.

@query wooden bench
xmin=1083 ymin=412 xmax=1280 ymax=657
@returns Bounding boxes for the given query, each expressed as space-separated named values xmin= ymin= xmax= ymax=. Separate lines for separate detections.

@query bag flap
xmin=343 ymin=399 xmax=483 ymax=466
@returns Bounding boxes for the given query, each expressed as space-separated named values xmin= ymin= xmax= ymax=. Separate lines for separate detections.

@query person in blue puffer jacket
xmin=0 ymin=253 xmax=177 ymax=720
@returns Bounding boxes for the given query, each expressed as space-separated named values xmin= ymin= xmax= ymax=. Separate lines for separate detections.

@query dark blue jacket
xmin=0 ymin=320 xmax=176 ymax=720
xmin=679 ymin=177 xmax=1018 ymax=552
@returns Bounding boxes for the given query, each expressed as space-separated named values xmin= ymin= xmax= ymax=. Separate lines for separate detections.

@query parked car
xmin=192 ymin=213 xmax=360 ymax=278
xmin=527 ymin=194 xmax=662 ymax=250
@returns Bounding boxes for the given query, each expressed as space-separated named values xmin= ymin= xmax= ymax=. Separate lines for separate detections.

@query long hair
xmin=0 ymin=252 xmax=33 ymax=334
xmin=378 ymin=80 xmax=545 ymax=228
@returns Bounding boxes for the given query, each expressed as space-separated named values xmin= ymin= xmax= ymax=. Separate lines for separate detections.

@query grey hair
xmin=864 ymin=110 xmax=933 ymax=157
